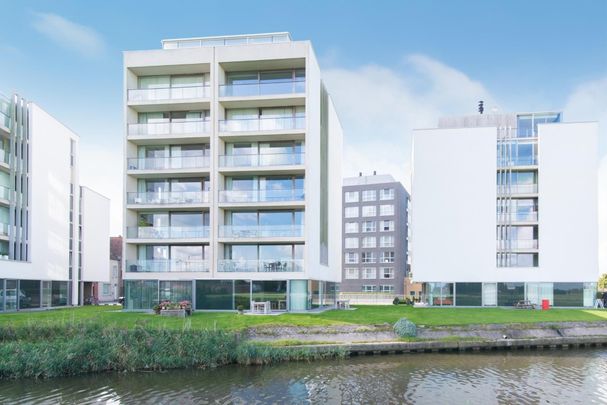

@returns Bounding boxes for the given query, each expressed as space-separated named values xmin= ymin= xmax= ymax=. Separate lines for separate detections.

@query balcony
xmin=127 ymin=86 xmax=210 ymax=103
xmin=219 ymin=80 xmax=305 ymax=98
xmin=217 ymin=259 xmax=303 ymax=272
xmin=219 ymin=188 xmax=304 ymax=204
xmin=127 ymin=120 xmax=210 ymax=138
xmin=497 ymin=239 xmax=538 ymax=250
xmin=497 ymin=156 xmax=537 ymax=167
xmin=126 ymin=226 xmax=210 ymax=239
xmin=219 ymin=116 xmax=305 ymax=133
xmin=0 ymin=149 xmax=8 ymax=166
xmin=496 ymin=211 xmax=538 ymax=223
xmin=219 ymin=225 xmax=304 ymax=238
xmin=497 ymin=184 xmax=538 ymax=195
xmin=0 ymin=185 xmax=9 ymax=202
xmin=219 ymin=153 xmax=304 ymax=168
xmin=127 ymin=191 xmax=209 ymax=205
xmin=0 ymin=96 xmax=10 ymax=133
xmin=162 ymin=33 xmax=291 ymax=49
xmin=127 ymin=155 xmax=210 ymax=171
xmin=126 ymin=259 xmax=209 ymax=273
xmin=0 ymin=222 xmax=8 ymax=237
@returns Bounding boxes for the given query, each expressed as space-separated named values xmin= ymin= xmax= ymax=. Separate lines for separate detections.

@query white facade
xmin=0 ymin=94 xmax=110 ymax=309
xmin=80 ymin=186 xmax=111 ymax=284
xmin=122 ymin=33 xmax=343 ymax=311
xmin=411 ymin=113 xmax=598 ymax=307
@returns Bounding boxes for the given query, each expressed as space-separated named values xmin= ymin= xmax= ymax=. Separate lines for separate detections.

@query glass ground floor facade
xmin=422 ymin=282 xmax=597 ymax=307
xmin=0 ymin=279 xmax=70 ymax=311
xmin=124 ymin=279 xmax=338 ymax=312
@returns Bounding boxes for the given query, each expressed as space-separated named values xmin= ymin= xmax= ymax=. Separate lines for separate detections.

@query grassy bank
xmin=0 ymin=322 xmax=345 ymax=379
xmin=1 ymin=305 xmax=606 ymax=331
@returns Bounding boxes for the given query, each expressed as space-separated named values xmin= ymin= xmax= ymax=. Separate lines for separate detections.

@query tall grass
xmin=0 ymin=321 xmax=345 ymax=379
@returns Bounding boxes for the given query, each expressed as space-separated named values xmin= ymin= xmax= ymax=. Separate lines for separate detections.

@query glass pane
xmin=171 ymin=245 xmax=203 ymax=261
xmin=497 ymin=283 xmax=525 ymax=306
xmin=455 ymin=283 xmax=482 ymax=306
xmin=170 ymin=212 xmax=203 ymax=227
xmin=229 ymin=245 xmax=258 ymax=260
xmin=51 ymin=281 xmax=69 ymax=306
xmin=259 ymin=245 xmax=292 ymax=260
xmin=196 ymin=280 xmax=234 ymax=310
xmin=20 ymin=280 xmax=41 ymax=309
xmin=170 ymin=179 xmax=203 ymax=192
xmin=171 ymin=75 xmax=203 ymax=88
xmin=226 ymin=108 xmax=258 ymax=120
xmin=159 ymin=281 xmax=192 ymax=303
xmin=230 ymin=212 xmax=257 ymax=226
xmin=553 ymin=283 xmax=584 ymax=307
xmin=226 ymin=72 xmax=258 ymax=85
xmin=259 ymin=211 xmax=292 ymax=226
xmin=138 ymin=76 xmax=170 ymax=89
xmin=125 ymin=280 xmax=158 ymax=310
xmin=251 ymin=280 xmax=287 ymax=310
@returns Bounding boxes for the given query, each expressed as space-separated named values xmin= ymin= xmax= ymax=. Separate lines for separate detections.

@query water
xmin=1 ymin=349 xmax=607 ymax=404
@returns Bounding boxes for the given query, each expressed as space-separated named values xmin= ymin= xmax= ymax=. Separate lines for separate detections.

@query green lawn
xmin=1 ymin=305 xmax=607 ymax=331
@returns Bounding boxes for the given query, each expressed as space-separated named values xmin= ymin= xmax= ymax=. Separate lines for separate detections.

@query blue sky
xmin=1 ymin=0 xmax=606 ymax=240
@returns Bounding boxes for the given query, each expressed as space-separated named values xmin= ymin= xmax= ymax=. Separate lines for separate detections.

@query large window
xmin=380 ymin=285 xmax=394 ymax=293
xmin=125 ymin=280 xmax=159 ymax=310
xmin=20 ymin=280 xmax=40 ymax=309
xmin=344 ymin=191 xmax=359 ymax=203
xmin=362 ymin=221 xmax=376 ymax=233
xmin=361 ymin=252 xmax=376 ymax=263
xmin=380 ymin=236 xmax=394 ymax=248
xmin=252 ymin=280 xmax=287 ymax=311
xmin=553 ymin=283 xmax=584 ymax=307
xmin=424 ymin=282 xmax=454 ymax=306
xmin=381 ymin=267 xmax=394 ymax=279
xmin=345 ymin=252 xmax=358 ymax=264
xmin=345 ymin=222 xmax=359 ymax=233
xmin=196 ymin=280 xmax=233 ymax=310
xmin=381 ymin=251 xmax=395 ymax=263
xmin=362 ymin=267 xmax=377 ymax=279
xmin=381 ymin=220 xmax=394 ymax=232
xmin=345 ymin=268 xmax=359 ymax=279
xmin=362 ymin=206 xmax=376 ymax=217
xmin=361 ymin=236 xmax=376 ymax=248
xmin=362 ymin=190 xmax=376 ymax=202
xmin=497 ymin=283 xmax=525 ymax=306
xmin=379 ymin=188 xmax=394 ymax=200
xmin=345 ymin=207 xmax=359 ymax=218
xmin=345 ymin=237 xmax=359 ymax=249
xmin=380 ymin=204 xmax=394 ymax=216
xmin=160 ymin=281 xmax=192 ymax=303
xmin=362 ymin=285 xmax=377 ymax=293
xmin=455 ymin=283 xmax=482 ymax=306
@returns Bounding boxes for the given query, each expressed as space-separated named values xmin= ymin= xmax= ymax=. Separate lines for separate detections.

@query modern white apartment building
xmin=412 ymin=112 xmax=598 ymax=307
xmin=0 ymin=93 xmax=110 ymax=310
xmin=122 ymin=33 xmax=343 ymax=311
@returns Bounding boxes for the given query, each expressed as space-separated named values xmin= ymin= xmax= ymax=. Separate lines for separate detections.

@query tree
xmin=598 ymin=273 xmax=607 ymax=290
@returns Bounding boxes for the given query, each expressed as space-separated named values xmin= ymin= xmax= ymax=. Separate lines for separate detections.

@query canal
xmin=1 ymin=349 xmax=606 ymax=404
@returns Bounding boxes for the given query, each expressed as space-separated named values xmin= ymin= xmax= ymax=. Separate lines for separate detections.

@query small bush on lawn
xmin=393 ymin=297 xmax=400 ymax=305
xmin=393 ymin=317 xmax=417 ymax=338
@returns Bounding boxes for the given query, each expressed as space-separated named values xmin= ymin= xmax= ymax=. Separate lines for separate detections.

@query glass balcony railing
xmin=496 ymin=211 xmax=538 ymax=223
xmin=127 ymin=155 xmax=210 ymax=170
xmin=0 ymin=149 xmax=8 ymax=165
xmin=162 ymin=33 xmax=291 ymax=49
xmin=496 ymin=240 xmax=538 ymax=250
xmin=497 ymin=156 xmax=537 ymax=167
xmin=219 ymin=152 xmax=304 ymax=168
xmin=219 ymin=225 xmax=304 ymax=238
xmin=219 ymin=188 xmax=304 ymax=203
xmin=217 ymin=259 xmax=303 ymax=272
xmin=127 ymin=120 xmax=210 ymax=137
xmin=0 ymin=185 xmax=9 ymax=201
xmin=0 ymin=96 xmax=10 ymax=130
xmin=126 ymin=260 xmax=209 ymax=273
xmin=127 ymin=191 xmax=209 ymax=205
xmin=219 ymin=116 xmax=305 ymax=132
xmin=127 ymin=226 xmax=210 ymax=239
xmin=0 ymin=222 xmax=8 ymax=236
xmin=497 ymin=184 xmax=538 ymax=194
xmin=127 ymin=85 xmax=210 ymax=102
xmin=219 ymin=80 xmax=305 ymax=97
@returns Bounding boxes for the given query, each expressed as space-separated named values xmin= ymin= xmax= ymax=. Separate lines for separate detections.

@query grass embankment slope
xmin=1 ymin=305 xmax=607 ymax=331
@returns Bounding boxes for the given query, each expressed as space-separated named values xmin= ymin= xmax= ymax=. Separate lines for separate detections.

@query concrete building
xmin=122 ymin=33 xmax=343 ymax=311
xmin=0 ymin=93 xmax=110 ymax=310
xmin=412 ymin=112 xmax=598 ymax=307
xmin=341 ymin=174 xmax=410 ymax=303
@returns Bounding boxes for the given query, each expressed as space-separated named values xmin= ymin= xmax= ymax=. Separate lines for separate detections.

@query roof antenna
xmin=478 ymin=100 xmax=484 ymax=114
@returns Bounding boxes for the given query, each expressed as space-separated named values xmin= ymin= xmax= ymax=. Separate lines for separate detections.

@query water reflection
xmin=1 ymin=350 xmax=606 ymax=404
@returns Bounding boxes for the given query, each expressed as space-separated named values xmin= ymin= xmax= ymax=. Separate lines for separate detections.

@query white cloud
xmin=32 ymin=12 xmax=106 ymax=58
xmin=323 ymin=54 xmax=496 ymax=190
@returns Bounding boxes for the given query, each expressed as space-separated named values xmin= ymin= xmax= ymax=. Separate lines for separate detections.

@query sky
xmin=1 ymin=0 xmax=606 ymax=266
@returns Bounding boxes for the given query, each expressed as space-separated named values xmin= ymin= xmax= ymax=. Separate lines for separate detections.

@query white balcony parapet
xmin=126 ymin=260 xmax=209 ymax=272
xmin=217 ymin=259 xmax=303 ymax=272
xmin=219 ymin=116 xmax=304 ymax=132
xmin=127 ymin=120 xmax=210 ymax=137
xmin=219 ymin=225 xmax=304 ymax=238
xmin=127 ymin=191 xmax=209 ymax=205
xmin=127 ymin=226 xmax=210 ymax=239
xmin=219 ymin=188 xmax=304 ymax=203
xmin=127 ymin=85 xmax=209 ymax=102
xmin=127 ymin=155 xmax=210 ymax=170
xmin=219 ymin=152 xmax=304 ymax=168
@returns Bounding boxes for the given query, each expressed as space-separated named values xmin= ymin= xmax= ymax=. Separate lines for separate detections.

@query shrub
xmin=392 ymin=297 xmax=400 ymax=305
xmin=393 ymin=317 xmax=417 ymax=338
